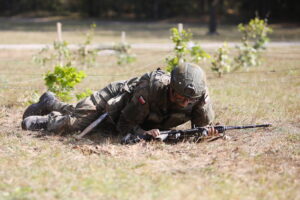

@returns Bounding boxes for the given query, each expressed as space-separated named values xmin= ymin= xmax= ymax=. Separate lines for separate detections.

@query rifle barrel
xmin=158 ymin=124 xmax=271 ymax=141
xmin=223 ymin=124 xmax=272 ymax=131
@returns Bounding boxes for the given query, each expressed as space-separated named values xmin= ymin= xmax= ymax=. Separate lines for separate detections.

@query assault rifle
xmin=121 ymin=124 xmax=272 ymax=144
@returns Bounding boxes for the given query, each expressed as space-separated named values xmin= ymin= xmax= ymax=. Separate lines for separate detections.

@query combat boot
xmin=22 ymin=92 xmax=56 ymax=119
xmin=21 ymin=116 xmax=49 ymax=131
xmin=23 ymin=92 xmax=75 ymax=119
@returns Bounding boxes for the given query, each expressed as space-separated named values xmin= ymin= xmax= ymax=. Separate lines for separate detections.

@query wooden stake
xmin=121 ymin=31 xmax=126 ymax=43
xmin=178 ymin=23 xmax=183 ymax=33
xmin=57 ymin=22 xmax=62 ymax=42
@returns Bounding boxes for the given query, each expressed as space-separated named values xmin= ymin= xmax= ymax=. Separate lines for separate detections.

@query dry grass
xmin=0 ymin=40 xmax=299 ymax=199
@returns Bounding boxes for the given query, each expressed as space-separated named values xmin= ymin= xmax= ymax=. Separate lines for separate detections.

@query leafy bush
xmin=211 ymin=43 xmax=232 ymax=77
xmin=235 ymin=43 xmax=259 ymax=69
xmin=76 ymin=24 xmax=99 ymax=69
xmin=34 ymin=25 xmax=95 ymax=102
xmin=32 ymin=46 xmax=51 ymax=67
xmin=171 ymin=27 xmax=192 ymax=57
xmin=117 ymin=53 xmax=136 ymax=65
xmin=23 ymin=91 xmax=40 ymax=106
xmin=44 ymin=65 xmax=86 ymax=102
xmin=210 ymin=17 xmax=273 ymax=76
xmin=238 ymin=17 xmax=273 ymax=50
xmin=53 ymin=40 xmax=72 ymax=66
xmin=34 ymin=23 xmax=136 ymax=68
xmin=34 ymin=25 xmax=98 ymax=69
xmin=190 ymin=44 xmax=210 ymax=63
xmin=115 ymin=43 xmax=136 ymax=65
xmin=166 ymin=27 xmax=210 ymax=72
xmin=76 ymin=89 xmax=93 ymax=101
xmin=235 ymin=17 xmax=272 ymax=70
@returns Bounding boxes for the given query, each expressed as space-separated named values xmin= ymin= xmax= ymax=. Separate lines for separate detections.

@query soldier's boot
xmin=22 ymin=92 xmax=74 ymax=119
xmin=21 ymin=115 xmax=49 ymax=131
xmin=22 ymin=92 xmax=56 ymax=119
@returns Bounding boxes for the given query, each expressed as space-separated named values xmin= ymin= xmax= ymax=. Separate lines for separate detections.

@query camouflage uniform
xmin=45 ymin=68 xmax=214 ymax=136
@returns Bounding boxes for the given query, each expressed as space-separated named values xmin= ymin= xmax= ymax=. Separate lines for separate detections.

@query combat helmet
xmin=170 ymin=63 xmax=206 ymax=98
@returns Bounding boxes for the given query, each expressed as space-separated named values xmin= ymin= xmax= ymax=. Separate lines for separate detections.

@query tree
xmin=208 ymin=0 xmax=219 ymax=35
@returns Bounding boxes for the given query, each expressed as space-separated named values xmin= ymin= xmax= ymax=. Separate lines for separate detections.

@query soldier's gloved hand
xmin=145 ymin=129 xmax=160 ymax=138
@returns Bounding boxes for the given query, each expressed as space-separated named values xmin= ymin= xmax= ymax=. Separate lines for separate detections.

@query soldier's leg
xmin=48 ymin=97 xmax=102 ymax=134
xmin=22 ymin=96 xmax=103 ymax=134
xmin=22 ymin=91 xmax=75 ymax=119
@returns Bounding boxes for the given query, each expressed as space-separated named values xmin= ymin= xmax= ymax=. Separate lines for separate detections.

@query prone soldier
xmin=21 ymin=62 xmax=216 ymax=141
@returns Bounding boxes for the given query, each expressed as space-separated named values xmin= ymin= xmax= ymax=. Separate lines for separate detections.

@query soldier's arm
xmin=191 ymin=89 xmax=215 ymax=127
xmin=116 ymin=84 xmax=150 ymax=135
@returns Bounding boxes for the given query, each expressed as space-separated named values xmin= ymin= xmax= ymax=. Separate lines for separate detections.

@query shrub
xmin=235 ymin=17 xmax=273 ymax=69
xmin=115 ymin=43 xmax=136 ymax=65
xmin=211 ymin=43 xmax=232 ymax=77
xmin=166 ymin=27 xmax=210 ymax=72
xmin=44 ymin=64 xmax=86 ymax=102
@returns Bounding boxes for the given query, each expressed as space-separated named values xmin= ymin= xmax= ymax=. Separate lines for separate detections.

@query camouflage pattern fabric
xmin=45 ymin=68 xmax=214 ymax=135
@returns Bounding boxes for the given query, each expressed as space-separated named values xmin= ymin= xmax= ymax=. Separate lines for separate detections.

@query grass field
xmin=1 ymin=17 xmax=300 ymax=44
xmin=0 ymin=20 xmax=300 ymax=200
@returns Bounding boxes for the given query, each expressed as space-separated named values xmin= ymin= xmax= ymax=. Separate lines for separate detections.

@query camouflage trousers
xmin=46 ymin=96 xmax=104 ymax=134
xmin=44 ymin=80 xmax=131 ymax=134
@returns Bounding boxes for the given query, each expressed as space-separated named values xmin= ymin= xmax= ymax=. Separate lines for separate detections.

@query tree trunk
xmin=153 ymin=0 xmax=159 ymax=19
xmin=208 ymin=0 xmax=219 ymax=35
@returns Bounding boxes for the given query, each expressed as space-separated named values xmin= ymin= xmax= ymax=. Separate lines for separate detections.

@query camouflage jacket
xmin=92 ymin=69 xmax=214 ymax=135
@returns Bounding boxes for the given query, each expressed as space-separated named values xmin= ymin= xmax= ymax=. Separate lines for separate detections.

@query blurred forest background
xmin=0 ymin=0 xmax=299 ymax=23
